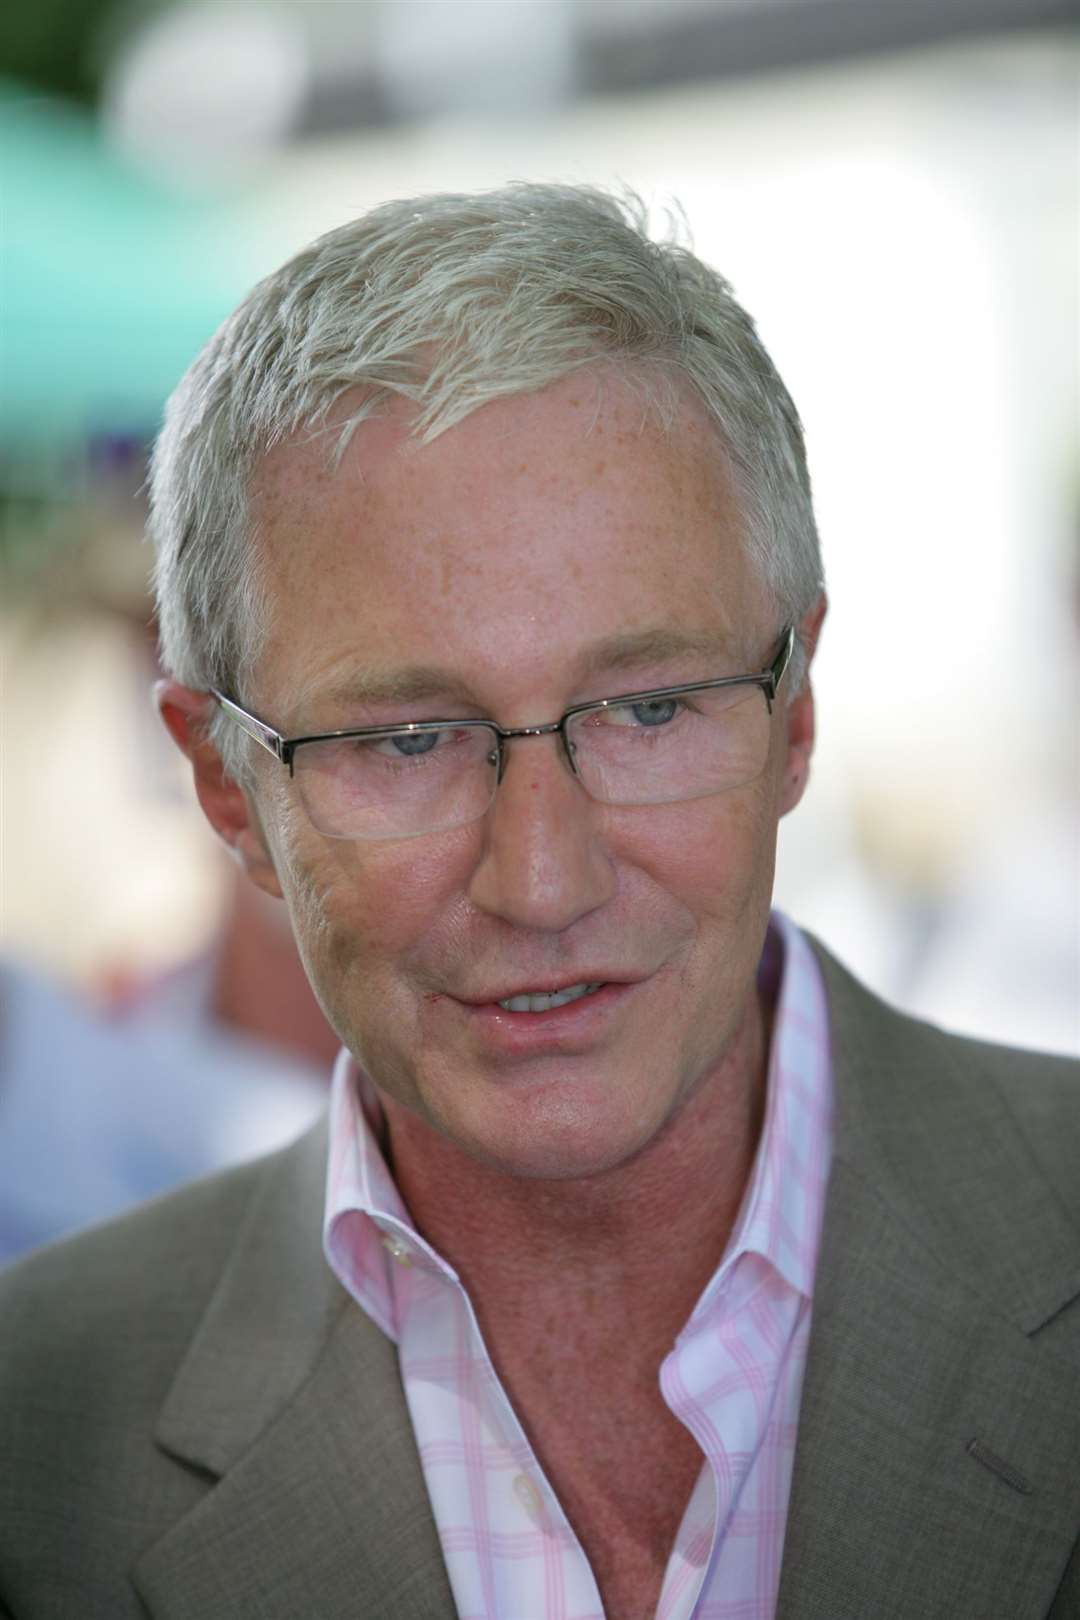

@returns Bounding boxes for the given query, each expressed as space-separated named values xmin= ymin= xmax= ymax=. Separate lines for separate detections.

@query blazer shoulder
xmin=0 ymin=1148 xmax=279 ymax=1432
xmin=949 ymin=1027 xmax=1080 ymax=1226
xmin=875 ymin=1010 xmax=1080 ymax=1209
xmin=901 ymin=1009 xmax=1080 ymax=1118
xmin=951 ymin=1024 xmax=1080 ymax=1100
xmin=812 ymin=929 xmax=1078 ymax=1115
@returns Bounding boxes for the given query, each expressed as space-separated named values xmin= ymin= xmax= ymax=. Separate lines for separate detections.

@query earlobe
xmin=155 ymin=680 xmax=284 ymax=899
xmin=778 ymin=699 xmax=814 ymax=817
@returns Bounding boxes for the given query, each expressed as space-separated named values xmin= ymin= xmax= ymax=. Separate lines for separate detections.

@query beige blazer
xmin=2 ymin=942 xmax=1079 ymax=1619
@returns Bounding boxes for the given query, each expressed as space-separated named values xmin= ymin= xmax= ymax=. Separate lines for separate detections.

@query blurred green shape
xmin=1 ymin=81 xmax=257 ymax=450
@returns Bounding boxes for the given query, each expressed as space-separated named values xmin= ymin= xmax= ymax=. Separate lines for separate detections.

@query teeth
xmin=498 ymin=982 xmax=604 ymax=1013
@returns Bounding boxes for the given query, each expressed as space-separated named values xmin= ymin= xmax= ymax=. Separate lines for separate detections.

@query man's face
xmin=239 ymin=371 xmax=813 ymax=1180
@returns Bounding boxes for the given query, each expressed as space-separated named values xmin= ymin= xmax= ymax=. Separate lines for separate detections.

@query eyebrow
xmin=302 ymin=628 xmax=742 ymax=722
xmin=576 ymin=627 xmax=739 ymax=679
xmin=303 ymin=665 xmax=481 ymax=717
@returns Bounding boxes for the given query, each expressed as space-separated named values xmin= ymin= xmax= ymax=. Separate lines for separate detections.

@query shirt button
xmin=513 ymin=1473 xmax=545 ymax=1524
xmin=381 ymin=1233 xmax=413 ymax=1266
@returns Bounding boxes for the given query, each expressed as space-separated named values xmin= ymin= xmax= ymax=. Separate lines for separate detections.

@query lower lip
xmin=452 ymin=981 xmax=639 ymax=1054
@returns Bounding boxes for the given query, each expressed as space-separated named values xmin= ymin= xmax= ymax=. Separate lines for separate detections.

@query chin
xmin=438 ymin=1080 xmax=668 ymax=1184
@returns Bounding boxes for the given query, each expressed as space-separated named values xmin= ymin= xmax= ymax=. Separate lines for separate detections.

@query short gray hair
xmin=149 ymin=184 xmax=822 ymax=774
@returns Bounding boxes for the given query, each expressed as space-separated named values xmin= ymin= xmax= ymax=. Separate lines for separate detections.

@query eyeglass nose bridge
xmin=487 ymin=718 xmax=581 ymax=786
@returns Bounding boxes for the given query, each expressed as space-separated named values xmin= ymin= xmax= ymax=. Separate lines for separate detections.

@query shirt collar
xmin=722 ymin=910 xmax=833 ymax=1299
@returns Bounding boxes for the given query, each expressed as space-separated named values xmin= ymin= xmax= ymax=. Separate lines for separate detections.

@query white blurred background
xmin=3 ymin=0 xmax=1077 ymax=1062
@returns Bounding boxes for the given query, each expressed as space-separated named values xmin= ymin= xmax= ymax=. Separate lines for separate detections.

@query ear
xmin=778 ymin=591 xmax=827 ymax=818
xmin=155 ymin=680 xmax=284 ymax=900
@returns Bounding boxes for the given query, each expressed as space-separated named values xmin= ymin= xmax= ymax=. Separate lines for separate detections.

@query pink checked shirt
xmin=324 ymin=912 xmax=834 ymax=1620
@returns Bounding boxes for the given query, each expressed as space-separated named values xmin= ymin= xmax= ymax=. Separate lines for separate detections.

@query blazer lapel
xmin=132 ymin=1120 xmax=456 ymax=1620
xmin=777 ymin=945 xmax=1080 ymax=1620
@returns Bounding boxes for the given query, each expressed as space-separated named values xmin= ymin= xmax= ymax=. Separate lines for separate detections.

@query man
xmin=1 ymin=186 xmax=1077 ymax=1620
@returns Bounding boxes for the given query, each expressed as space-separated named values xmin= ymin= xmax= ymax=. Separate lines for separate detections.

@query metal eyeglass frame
xmin=210 ymin=624 xmax=795 ymax=790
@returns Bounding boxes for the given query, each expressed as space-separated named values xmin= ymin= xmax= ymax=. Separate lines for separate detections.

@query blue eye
xmin=629 ymin=698 xmax=679 ymax=727
xmin=388 ymin=730 xmax=440 ymax=757
xmin=367 ymin=725 xmax=475 ymax=762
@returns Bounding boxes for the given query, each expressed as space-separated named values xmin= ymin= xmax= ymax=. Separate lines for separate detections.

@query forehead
xmin=248 ymin=370 xmax=769 ymax=715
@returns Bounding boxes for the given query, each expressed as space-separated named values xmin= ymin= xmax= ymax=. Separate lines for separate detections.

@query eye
xmin=374 ymin=728 xmax=442 ymax=758
xmin=599 ymin=696 xmax=682 ymax=729
xmin=629 ymin=697 xmax=679 ymax=727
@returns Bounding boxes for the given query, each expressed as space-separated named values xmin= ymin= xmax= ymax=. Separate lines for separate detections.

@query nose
xmin=466 ymin=731 xmax=616 ymax=933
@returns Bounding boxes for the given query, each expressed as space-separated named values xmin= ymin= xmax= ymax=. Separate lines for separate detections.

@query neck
xmin=381 ymin=986 xmax=772 ymax=1336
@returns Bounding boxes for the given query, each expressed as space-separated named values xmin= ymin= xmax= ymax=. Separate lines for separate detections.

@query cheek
xmin=613 ymin=777 xmax=778 ymax=926
xmin=269 ymin=809 xmax=480 ymax=988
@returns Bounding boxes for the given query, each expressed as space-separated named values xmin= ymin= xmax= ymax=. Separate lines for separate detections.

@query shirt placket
xmin=656 ymin=1254 xmax=799 ymax=1620
xmin=392 ymin=1241 xmax=605 ymax=1620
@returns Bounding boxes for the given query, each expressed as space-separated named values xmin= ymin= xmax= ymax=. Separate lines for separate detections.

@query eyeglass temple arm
xmin=210 ymin=690 xmax=287 ymax=763
xmin=764 ymin=626 xmax=796 ymax=711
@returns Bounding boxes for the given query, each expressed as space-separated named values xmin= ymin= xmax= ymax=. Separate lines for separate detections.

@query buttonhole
xmin=965 ymin=1437 xmax=1033 ymax=1495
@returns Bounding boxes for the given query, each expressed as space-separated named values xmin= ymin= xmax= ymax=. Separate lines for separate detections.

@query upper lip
xmin=455 ymin=973 xmax=638 ymax=1006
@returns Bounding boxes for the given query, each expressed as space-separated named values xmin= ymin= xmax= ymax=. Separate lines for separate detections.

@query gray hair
xmin=149 ymin=184 xmax=822 ymax=776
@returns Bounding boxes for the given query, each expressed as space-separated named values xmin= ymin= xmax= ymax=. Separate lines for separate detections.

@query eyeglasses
xmin=211 ymin=625 xmax=794 ymax=842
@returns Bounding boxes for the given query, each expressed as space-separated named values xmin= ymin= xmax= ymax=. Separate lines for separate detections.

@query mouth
xmin=437 ymin=975 xmax=646 ymax=1056
xmin=495 ymin=981 xmax=606 ymax=1014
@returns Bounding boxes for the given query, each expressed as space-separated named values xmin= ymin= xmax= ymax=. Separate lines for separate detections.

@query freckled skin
xmin=238 ymin=370 xmax=816 ymax=1186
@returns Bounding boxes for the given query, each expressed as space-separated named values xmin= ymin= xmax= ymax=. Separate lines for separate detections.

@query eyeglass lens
xmin=290 ymin=679 xmax=772 ymax=841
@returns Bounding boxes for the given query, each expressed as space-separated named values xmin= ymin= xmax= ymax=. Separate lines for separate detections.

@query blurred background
xmin=1 ymin=0 xmax=1077 ymax=1252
